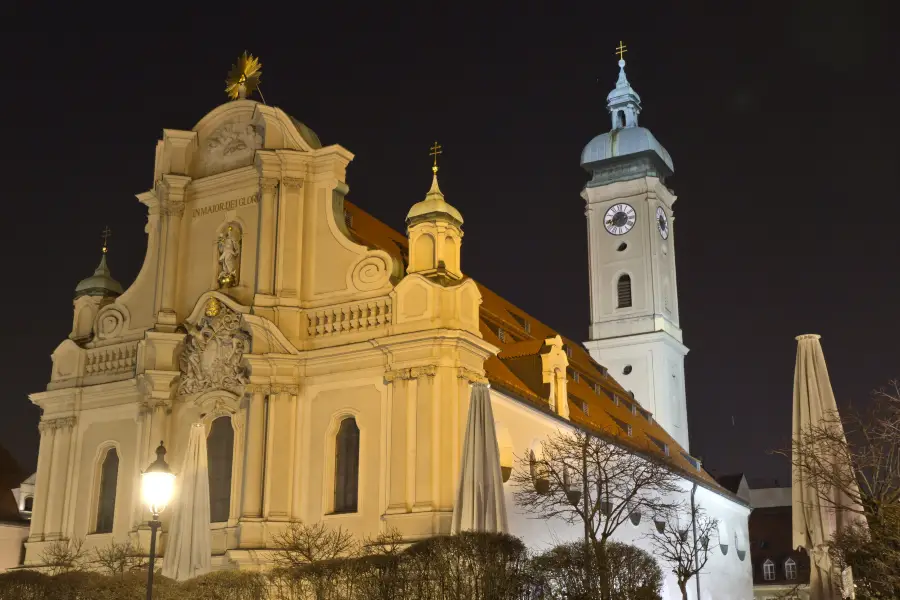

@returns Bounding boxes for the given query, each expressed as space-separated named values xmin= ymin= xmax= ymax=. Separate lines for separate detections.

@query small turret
xmin=405 ymin=142 xmax=464 ymax=281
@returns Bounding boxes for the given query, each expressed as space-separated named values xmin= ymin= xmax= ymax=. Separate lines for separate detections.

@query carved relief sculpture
xmin=178 ymin=298 xmax=250 ymax=396
xmin=217 ymin=225 xmax=242 ymax=288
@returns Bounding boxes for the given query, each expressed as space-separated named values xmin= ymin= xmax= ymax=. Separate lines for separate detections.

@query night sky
xmin=2 ymin=3 xmax=897 ymax=485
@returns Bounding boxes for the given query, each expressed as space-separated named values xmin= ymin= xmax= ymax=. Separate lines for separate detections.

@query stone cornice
xmin=38 ymin=416 xmax=77 ymax=433
xmin=384 ymin=365 xmax=437 ymax=382
xmin=457 ymin=367 xmax=489 ymax=384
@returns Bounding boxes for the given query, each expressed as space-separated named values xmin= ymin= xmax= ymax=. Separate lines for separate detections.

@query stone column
xmin=257 ymin=178 xmax=279 ymax=297
xmin=44 ymin=417 xmax=76 ymax=540
xmin=241 ymin=388 xmax=267 ymax=520
xmin=27 ymin=420 xmax=56 ymax=541
xmin=412 ymin=366 xmax=437 ymax=512
xmin=263 ymin=386 xmax=298 ymax=520
xmin=276 ymin=178 xmax=303 ymax=297
xmin=384 ymin=369 xmax=409 ymax=514
xmin=156 ymin=175 xmax=190 ymax=330
xmin=146 ymin=401 xmax=170 ymax=466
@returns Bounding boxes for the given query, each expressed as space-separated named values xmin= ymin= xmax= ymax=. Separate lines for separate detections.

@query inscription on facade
xmin=192 ymin=193 xmax=259 ymax=219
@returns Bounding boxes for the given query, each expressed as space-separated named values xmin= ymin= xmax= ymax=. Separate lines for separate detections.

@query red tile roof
xmin=344 ymin=200 xmax=724 ymax=493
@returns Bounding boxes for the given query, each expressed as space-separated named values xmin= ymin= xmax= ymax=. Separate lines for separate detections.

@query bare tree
xmin=645 ymin=502 xmax=717 ymax=600
xmin=39 ymin=538 xmax=88 ymax=575
xmin=512 ymin=427 xmax=681 ymax=600
xmin=270 ymin=521 xmax=359 ymax=600
xmin=782 ymin=380 xmax=900 ymax=597
xmin=272 ymin=521 xmax=358 ymax=570
xmin=92 ymin=538 xmax=147 ymax=577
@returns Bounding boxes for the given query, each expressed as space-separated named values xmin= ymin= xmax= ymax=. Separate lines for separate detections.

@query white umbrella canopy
xmin=451 ymin=382 xmax=509 ymax=534
xmin=162 ymin=422 xmax=212 ymax=581
xmin=792 ymin=334 xmax=865 ymax=599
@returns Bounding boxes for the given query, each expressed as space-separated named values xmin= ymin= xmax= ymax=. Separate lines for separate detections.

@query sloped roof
xmin=343 ymin=200 xmax=723 ymax=492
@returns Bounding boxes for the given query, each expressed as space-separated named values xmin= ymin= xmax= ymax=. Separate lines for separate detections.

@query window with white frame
xmin=762 ymin=559 xmax=776 ymax=581
xmin=784 ymin=558 xmax=797 ymax=580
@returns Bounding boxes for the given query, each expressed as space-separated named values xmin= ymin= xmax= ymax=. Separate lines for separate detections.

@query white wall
xmin=492 ymin=389 xmax=753 ymax=600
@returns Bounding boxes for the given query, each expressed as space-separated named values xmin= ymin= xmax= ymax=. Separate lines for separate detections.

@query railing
xmin=84 ymin=342 xmax=138 ymax=377
xmin=306 ymin=298 xmax=392 ymax=337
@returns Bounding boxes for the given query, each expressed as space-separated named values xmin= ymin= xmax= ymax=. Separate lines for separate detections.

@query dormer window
xmin=784 ymin=558 xmax=797 ymax=580
xmin=762 ymin=559 xmax=775 ymax=581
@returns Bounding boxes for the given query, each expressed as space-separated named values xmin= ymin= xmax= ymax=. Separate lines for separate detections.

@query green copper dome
xmin=75 ymin=253 xmax=123 ymax=299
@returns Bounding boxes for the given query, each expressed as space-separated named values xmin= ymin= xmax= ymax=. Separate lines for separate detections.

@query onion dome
xmin=75 ymin=243 xmax=123 ymax=299
xmin=406 ymin=171 xmax=464 ymax=226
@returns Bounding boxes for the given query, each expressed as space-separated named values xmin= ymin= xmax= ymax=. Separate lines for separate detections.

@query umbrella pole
xmin=146 ymin=514 xmax=161 ymax=600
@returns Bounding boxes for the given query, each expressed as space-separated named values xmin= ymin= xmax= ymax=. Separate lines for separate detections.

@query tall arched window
xmin=762 ymin=559 xmax=776 ymax=581
xmin=334 ymin=418 xmax=360 ymax=513
xmin=617 ymin=274 xmax=632 ymax=308
xmin=95 ymin=448 xmax=119 ymax=533
xmin=207 ymin=417 xmax=234 ymax=523
xmin=23 ymin=497 xmax=33 ymax=512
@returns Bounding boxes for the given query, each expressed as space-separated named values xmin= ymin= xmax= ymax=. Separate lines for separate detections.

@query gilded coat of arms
xmin=178 ymin=299 xmax=250 ymax=396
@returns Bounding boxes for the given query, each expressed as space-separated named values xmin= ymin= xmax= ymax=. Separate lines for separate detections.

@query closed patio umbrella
xmin=162 ymin=423 xmax=212 ymax=581
xmin=792 ymin=334 xmax=865 ymax=599
xmin=452 ymin=382 xmax=508 ymax=534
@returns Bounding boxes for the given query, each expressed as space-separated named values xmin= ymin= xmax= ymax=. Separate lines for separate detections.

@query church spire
xmin=606 ymin=41 xmax=642 ymax=130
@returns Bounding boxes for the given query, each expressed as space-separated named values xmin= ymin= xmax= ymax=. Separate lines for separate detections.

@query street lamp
xmin=141 ymin=441 xmax=175 ymax=600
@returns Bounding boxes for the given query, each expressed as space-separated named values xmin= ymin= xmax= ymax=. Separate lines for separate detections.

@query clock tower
xmin=581 ymin=50 xmax=690 ymax=450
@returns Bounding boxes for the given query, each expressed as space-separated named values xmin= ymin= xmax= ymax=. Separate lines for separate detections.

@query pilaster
xmin=43 ymin=416 xmax=77 ymax=540
xmin=156 ymin=174 xmax=191 ymax=330
xmin=239 ymin=386 xmax=267 ymax=548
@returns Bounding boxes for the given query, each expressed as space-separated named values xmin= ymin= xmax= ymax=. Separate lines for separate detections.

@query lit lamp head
xmin=142 ymin=441 xmax=175 ymax=516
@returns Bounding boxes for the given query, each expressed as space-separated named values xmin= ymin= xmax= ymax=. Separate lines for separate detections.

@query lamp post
xmin=141 ymin=441 xmax=175 ymax=600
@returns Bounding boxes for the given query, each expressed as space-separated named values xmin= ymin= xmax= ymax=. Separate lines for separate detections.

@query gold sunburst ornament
xmin=225 ymin=52 xmax=263 ymax=100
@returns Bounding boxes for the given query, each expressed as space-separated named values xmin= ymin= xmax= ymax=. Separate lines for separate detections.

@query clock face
xmin=604 ymin=204 xmax=636 ymax=235
xmin=656 ymin=206 xmax=669 ymax=239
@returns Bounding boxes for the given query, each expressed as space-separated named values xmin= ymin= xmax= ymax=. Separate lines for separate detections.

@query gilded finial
xmin=225 ymin=52 xmax=263 ymax=101
xmin=429 ymin=141 xmax=442 ymax=175
xmin=101 ymin=226 xmax=112 ymax=254
xmin=615 ymin=41 xmax=627 ymax=62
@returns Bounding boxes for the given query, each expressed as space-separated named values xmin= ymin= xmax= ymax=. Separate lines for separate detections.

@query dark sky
xmin=2 ymin=2 xmax=897 ymax=484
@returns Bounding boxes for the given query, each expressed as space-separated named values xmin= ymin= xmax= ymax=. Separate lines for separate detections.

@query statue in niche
xmin=217 ymin=225 xmax=241 ymax=288
xmin=178 ymin=298 xmax=250 ymax=396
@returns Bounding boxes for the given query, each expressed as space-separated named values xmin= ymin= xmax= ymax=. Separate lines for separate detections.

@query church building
xmin=23 ymin=54 xmax=752 ymax=598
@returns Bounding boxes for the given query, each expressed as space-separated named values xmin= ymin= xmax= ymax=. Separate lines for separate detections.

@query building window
xmin=762 ymin=559 xmax=776 ymax=581
xmin=207 ymin=416 xmax=234 ymax=523
xmin=497 ymin=327 xmax=507 ymax=343
xmin=617 ymin=274 xmax=632 ymax=308
xmin=334 ymin=418 xmax=360 ymax=513
xmin=23 ymin=496 xmax=33 ymax=512
xmin=95 ymin=448 xmax=119 ymax=534
xmin=784 ymin=558 xmax=797 ymax=580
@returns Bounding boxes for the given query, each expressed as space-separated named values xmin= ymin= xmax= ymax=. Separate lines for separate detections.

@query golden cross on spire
xmin=615 ymin=40 xmax=627 ymax=61
xmin=429 ymin=141 xmax=442 ymax=174
xmin=101 ymin=226 xmax=112 ymax=254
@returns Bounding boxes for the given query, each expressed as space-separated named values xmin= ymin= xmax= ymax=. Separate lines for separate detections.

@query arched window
xmin=762 ymin=559 xmax=776 ymax=581
xmin=334 ymin=418 xmax=360 ymax=513
xmin=207 ymin=417 xmax=234 ymax=523
xmin=22 ymin=496 xmax=33 ymax=512
xmin=784 ymin=558 xmax=797 ymax=580
xmin=617 ymin=111 xmax=626 ymax=128
xmin=95 ymin=448 xmax=119 ymax=533
xmin=617 ymin=274 xmax=632 ymax=308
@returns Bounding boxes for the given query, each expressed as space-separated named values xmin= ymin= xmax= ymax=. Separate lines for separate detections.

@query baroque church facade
xmin=24 ymin=58 xmax=752 ymax=598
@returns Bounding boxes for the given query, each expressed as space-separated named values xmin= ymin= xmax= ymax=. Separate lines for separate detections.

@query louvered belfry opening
xmin=617 ymin=274 xmax=632 ymax=308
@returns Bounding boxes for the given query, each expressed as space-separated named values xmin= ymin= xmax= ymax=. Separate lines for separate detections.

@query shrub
xmin=531 ymin=541 xmax=662 ymax=600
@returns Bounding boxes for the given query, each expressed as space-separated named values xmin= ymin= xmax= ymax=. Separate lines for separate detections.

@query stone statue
xmin=217 ymin=226 xmax=241 ymax=288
